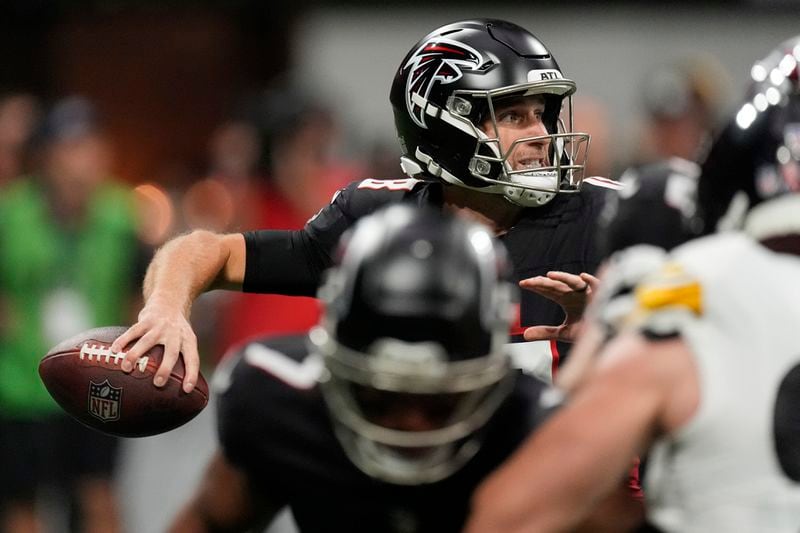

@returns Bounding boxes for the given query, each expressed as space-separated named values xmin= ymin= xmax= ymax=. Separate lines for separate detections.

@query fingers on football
xmin=113 ymin=323 xmax=150 ymax=372
xmin=111 ymin=322 xmax=144 ymax=355
xmin=119 ymin=328 xmax=161 ymax=373
xmin=179 ymin=330 xmax=199 ymax=394
xmin=149 ymin=327 xmax=198 ymax=393
xmin=153 ymin=333 xmax=182 ymax=389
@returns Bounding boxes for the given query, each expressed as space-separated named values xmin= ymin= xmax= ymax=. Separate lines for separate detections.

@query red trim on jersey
xmin=550 ymin=339 xmax=560 ymax=377
xmin=628 ymin=457 xmax=644 ymax=501
xmin=508 ymin=304 xmax=525 ymax=336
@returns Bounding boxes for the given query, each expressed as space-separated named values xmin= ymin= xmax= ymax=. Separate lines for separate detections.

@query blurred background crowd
xmin=0 ymin=0 xmax=799 ymax=532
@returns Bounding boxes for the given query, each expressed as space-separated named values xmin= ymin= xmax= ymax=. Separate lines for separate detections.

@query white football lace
xmin=79 ymin=343 xmax=149 ymax=373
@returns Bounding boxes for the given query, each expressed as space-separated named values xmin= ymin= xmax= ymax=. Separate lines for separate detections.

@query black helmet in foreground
xmin=310 ymin=204 xmax=517 ymax=484
xmin=699 ymin=36 xmax=800 ymax=241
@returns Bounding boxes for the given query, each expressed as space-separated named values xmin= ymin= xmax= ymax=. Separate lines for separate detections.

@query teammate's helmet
xmin=390 ymin=19 xmax=590 ymax=207
xmin=309 ymin=204 xmax=517 ymax=484
xmin=597 ymin=157 xmax=704 ymax=259
xmin=698 ymin=36 xmax=800 ymax=238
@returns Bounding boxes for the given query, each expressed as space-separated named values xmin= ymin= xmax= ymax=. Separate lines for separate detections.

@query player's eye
xmin=497 ymin=110 xmax=524 ymax=125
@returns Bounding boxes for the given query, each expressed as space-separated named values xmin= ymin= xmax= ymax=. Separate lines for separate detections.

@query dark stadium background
xmin=1 ymin=0 xmax=797 ymax=188
xmin=1 ymin=2 xmax=799 ymax=531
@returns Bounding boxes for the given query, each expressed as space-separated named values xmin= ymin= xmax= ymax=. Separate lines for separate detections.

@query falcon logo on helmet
xmin=404 ymin=38 xmax=484 ymax=129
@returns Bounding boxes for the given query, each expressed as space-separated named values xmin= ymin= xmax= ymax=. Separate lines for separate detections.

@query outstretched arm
xmin=464 ymin=335 xmax=696 ymax=533
xmin=112 ymin=230 xmax=246 ymax=392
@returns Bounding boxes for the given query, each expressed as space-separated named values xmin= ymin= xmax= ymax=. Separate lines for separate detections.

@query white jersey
xmin=616 ymin=233 xmax=800 ymax=532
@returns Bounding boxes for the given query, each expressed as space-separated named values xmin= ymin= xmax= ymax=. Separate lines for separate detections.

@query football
xmin=39 ymin=325 xmax=209 ymax=437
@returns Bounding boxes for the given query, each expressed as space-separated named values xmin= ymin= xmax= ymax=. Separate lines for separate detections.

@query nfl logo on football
xmin=88 ymin=380 xmax=122 ymax=422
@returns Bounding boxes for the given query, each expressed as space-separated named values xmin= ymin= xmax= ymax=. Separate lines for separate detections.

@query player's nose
xmin=522 ymin=120 xmax=550 ymax=143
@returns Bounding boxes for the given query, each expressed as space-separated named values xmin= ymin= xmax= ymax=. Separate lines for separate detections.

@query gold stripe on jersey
xmin=634 ymin=262 xmax=703 ymax=316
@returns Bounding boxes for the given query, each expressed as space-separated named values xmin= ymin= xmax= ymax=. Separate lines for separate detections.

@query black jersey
xmin=215 ymin=334 xmax=554 ymax=533
xmin=243 ymin=177 xmax=615 ymax=333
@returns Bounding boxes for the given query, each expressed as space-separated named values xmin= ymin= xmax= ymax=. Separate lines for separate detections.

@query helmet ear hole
xmin=467 ymin=101 xmax=489 ymax=129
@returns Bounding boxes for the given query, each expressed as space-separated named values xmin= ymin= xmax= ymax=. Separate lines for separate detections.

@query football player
xmin=111 ymin=18 xmax=621 ymax=389
xmin=519 ymin=156 xmax=704 ymax=350
xmin=167 ymin=205 xmax=641 ymax=532
xmin=464 ymin=36 xmax=800 ymax=532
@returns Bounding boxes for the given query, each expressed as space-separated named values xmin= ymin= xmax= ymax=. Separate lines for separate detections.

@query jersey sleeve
xmin=242 ymin=229 xmax=327 ymax=296
xmin=304 ymin=178 xmax=426 ymax=249
xmin=242 ymin=178 xmax=425 ymax=296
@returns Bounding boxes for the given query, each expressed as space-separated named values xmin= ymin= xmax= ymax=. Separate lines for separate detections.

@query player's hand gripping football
xmin=111 ymin=296 xmax=200 ymax=393
xmin=519 ymin=271 xmax=599 ymax=343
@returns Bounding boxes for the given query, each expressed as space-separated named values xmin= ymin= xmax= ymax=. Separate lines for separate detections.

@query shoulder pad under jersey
xmin=632 ymin=258 xmax=703 ymax=337
xmin=306 ymin=178 xmax=426 ymax=231
xmin=348 ymin=178 xmax=425 ymax=212
xmin=590 ymin=245 xmax=702 ymax=338
xmin=212 ymin=335 xmax=325 ymax=395
xmin=583 ymin=175 xmax=625 ymax=191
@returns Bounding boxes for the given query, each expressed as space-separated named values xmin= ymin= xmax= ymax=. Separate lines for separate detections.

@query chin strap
xmin=402 ymin=152 xmax=553 ymax=208
xmin=401 ymin=149 xmax=562 ymax=208
xmin=399 ymin=155 xmax=423 ymax=178
xmin=405 ymin=148 xmax=469 ymax=188
xmin=502 ymin=172 xmax=558 ymax=207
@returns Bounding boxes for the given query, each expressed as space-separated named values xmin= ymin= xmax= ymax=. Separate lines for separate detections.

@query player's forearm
xmin=466 ymin=465 xmax=590 ymax=533
xmin=168 ymin=504 xmax=213 ymax=533
xmin=168 ymin=502 xmax=249 ymax=533
xmin=467 ymin=337 xmax=661 ymax=533
xmin=168 ymin=451 xmax=268 ymax=533
xmin=143 ymin=230 xmax=244 ymax=316
xmin=467 ymin=440 xmax=637 ymax=533
xmin=572 ymin=483 xmax=645 ymax=533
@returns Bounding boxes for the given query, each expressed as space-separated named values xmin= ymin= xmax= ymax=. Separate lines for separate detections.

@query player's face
xmin=480 ymin=94 xmax=551 ymax=171
xmin=353 ymin=385 xmax=464 ymax=432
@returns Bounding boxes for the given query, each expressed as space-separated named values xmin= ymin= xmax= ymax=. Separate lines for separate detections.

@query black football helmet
xmin=598 ymin=157 xmax=704 ymax=259
xmin=309 ymin=204 xmax=517 ymax=484
xmin=699 ymin=36 xmax=800 ymax=237
xmin=390 ymin=19 xmax=590 ymax=207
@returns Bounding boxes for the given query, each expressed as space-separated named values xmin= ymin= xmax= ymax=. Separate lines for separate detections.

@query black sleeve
xmin=242 ymin=229 xmax=328 ymax=296
xmin=242 ymin=179 xmax=416 ymax=295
